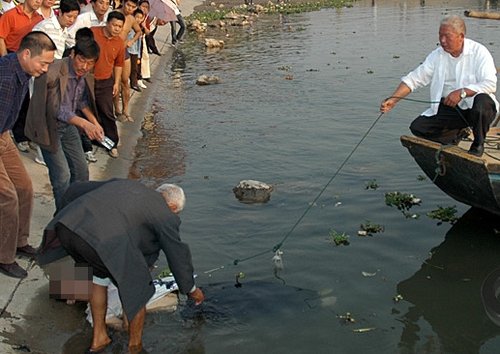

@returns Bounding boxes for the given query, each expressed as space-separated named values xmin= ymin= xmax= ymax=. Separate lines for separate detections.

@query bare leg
xmin=127 ymin=306 xmax=146 ymax=353
xmin=121 ymin=59 xmax=132 ymax=117
xmin=89 ymin=283 xmax=112 ymax=350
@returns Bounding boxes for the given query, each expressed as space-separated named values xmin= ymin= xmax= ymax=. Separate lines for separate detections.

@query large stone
xmin=204 ymin=38 xmax=225 ymax=48
xmin=233 ymin=180 xmax=273 ymax=203
xmin=196 ymin=74 xmax=221 ymax=85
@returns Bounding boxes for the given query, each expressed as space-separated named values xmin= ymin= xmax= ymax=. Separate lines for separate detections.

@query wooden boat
xmin=400 ymin=127 xmax=500 ymax=216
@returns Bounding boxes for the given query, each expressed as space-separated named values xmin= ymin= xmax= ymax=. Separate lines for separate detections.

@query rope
xmin=203 ymin=95 xmax=500 ymax=276
xmin=204 ymin=112 xmax=386 ymax=275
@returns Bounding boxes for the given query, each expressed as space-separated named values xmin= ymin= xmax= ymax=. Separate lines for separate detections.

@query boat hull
xmin=400 ymin=135 xmax=500 ymax=216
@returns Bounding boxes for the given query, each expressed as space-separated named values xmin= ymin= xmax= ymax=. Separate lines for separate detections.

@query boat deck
xmin=457 ymin=127 xmax=500 ymax=172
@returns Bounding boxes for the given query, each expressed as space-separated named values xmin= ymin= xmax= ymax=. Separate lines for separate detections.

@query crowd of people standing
xmin=0 ymin=0 xmax=199 ymax=352
xmin=0 ymin=0 xmax=185 ymax=278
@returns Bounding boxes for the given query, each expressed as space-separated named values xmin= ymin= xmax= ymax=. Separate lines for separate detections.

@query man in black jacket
xmin=38 ymin=178 xmax=204 ymax=354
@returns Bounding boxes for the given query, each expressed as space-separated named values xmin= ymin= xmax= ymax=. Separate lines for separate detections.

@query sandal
xmin=85 ymin=338 xmax=112 ymax=354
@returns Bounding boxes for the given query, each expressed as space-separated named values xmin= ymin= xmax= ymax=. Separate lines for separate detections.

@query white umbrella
xmin=148 ymin=0 xmax=178 ymax=23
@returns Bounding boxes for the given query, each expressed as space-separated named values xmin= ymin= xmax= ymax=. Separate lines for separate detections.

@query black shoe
xmin=0 ymin=262 xmax=28 ymax=278
xmin=152 ymin=50 xmax=161 ymax=56
xmin=17 ymin=244 xmax=37 ymax=258
xmin=468 ymin=144 xmax=484 ymax=157
xmin=130 ymin=85 xmax=142 ymax=92
xmin=143 ymin=78 xmax=152 ymax=83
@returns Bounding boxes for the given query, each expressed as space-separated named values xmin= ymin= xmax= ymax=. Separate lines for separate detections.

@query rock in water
xmin=204 ymin=38 xmax=225 ymax=48
xmin=233 ymin=180 xmax=273 ymax=203
xmin=196 ymin=75 xmax=221 ymax=85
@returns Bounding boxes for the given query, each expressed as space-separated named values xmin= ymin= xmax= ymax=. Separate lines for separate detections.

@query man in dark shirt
xmin=0 ymin=31 xmax=56 ymax=279
xmin=37 ymin=179 xmax=205 ymax=353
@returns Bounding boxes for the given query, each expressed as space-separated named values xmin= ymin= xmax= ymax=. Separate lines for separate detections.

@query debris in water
xmin=426 ymin=205 xmax=458 ymax=224
xmin=365 ymin=179 xmax=379 ymax=190
xmin=337 ymin=312 xmax=356 ymax=324
xmin=235 ymin=272 xmax=245 ymax=288
xmin=417 ymin=174 xmax=427 ymax=181
xmin=353 ymin=327 xmax=376 ymax=333
xmin=359 ymin=221 xmax=384 ymax=236
xmin=361 ymin=271 xmax=377 ymax=277
xmin=393 ymin=294 xmax=404 ymax=303
xmin=278 ymin=65 xmax=291 ymax=71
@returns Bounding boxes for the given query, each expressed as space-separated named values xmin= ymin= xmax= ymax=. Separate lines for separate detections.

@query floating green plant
xmin=359 ymin=221 xmax=384 ymax=236
xmin=385 ymin=191 xmax=421 ymax=219
xmin=385 ymin=191 xmax=421 ymax=211
xmin=329 ymin=229 xmax=350 ymax=246
xmin=417 ymin=175 xmax=427 ymax=181
xmin=427 ymin=206 xmax=458 ymax=224
xmin=365 ymin=179 xmax=379 ymax=190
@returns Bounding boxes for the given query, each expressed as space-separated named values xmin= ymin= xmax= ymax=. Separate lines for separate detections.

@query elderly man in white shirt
xmin=66 ymin=0 xmax=111 ymax=48
xmin=381 ymin=15 xmax=498 ymax=157
xmin=33 ymin=0 xmax=81 ymax=59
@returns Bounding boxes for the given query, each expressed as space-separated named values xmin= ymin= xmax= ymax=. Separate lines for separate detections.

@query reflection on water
xmin=397 ymin=209 xmax=500 ymax=353
xmin=131 ymin=0 xmax=500 ymax=352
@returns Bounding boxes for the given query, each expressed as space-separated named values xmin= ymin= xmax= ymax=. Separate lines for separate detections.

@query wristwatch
xmin=460 ymin=88 xmax=467 ymax=99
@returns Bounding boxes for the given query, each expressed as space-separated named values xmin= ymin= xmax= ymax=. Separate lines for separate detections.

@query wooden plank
xmin=464 ymin=10 xmax=500 ymax=20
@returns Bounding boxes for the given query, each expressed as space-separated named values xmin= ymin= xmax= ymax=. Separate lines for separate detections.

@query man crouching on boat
xmin=380 ymin=15 xmax=498 ymax=157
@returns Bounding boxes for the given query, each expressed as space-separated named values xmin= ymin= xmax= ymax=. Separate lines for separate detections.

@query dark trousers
xmin=410 ymin=93 xmax=496 ymax=146
xmin=146 ymin=27 xmax=159 ymax=54
xmin=12 ymin=92 xmax=30 ymax=143
xmin=56 ymin=223 xmax=113 ymax=280
xmin=130 ymin=53 xmax=139 ymax=87
xmin=94 ymin=77 xmax=118 ymax=147
xmin=170 ymin=14 xmax=185 ymax=43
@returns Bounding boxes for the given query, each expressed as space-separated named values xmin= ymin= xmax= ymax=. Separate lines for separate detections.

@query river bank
xmin=0 ymin=1 xmax=201 ymax=352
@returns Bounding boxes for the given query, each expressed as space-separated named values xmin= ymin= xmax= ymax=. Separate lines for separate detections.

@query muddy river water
xmin=128 ymin=0 xmax=500 ymax=352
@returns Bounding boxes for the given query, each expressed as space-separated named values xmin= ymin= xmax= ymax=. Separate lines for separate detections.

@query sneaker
xmin=34 ymin=146 xmax=46 ymax=166
xmin=17 ymin=141 xmax=30 ymax=152
xmin=85 ymin=151 xmax=98 ymax=163
xmin=16 ymin=244 xmax=37 ymax=258
xmin=109 ymin=148 xmax=119 ymax=158
xmin=0 ymin=262 xmax=27 ymax=278
xmin=138 ymin=80 xmax=147 ymax=89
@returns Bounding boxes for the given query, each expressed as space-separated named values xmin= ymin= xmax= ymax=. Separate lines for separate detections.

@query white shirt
xmin=37 ymin=7 xmax=56 ymax=20
xmin=0 ymin=0 xmax=15 ymax=14
xmin=66 ymin=7 xmax=111 ymax=48
xmin=402 ymin=38 xmax=499 ymax=116
xmin=33 ymin=15 xmax=68 ymax=59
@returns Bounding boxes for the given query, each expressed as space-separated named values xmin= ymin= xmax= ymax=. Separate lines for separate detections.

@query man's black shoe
xmin=17 ymin=244 xmax=37 ymax=258
xmin=0 ymin=262 xmax=27 ymax=278
xmin=143 ymin=78 xmax=152 ymax=83
xmin=468 ymin=144 xmax=484 ymax=157
xmin=130 ymin=85 xmax=142 ymax=92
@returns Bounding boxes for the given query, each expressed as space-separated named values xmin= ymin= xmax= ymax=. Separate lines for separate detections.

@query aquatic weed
xmin=385 ymin=191 xmax=421 ymax=219
xmin=359 ymin=221 xmax=384 ymax=236
xmin=329 ymin=229 xmax=350 ymax=246
xmin=427 ymin=205 xmax=458 ymax=225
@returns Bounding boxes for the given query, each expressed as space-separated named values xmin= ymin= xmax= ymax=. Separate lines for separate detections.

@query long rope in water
xmin=202 ymin=96 xmax=500 ymax=276
xmin=204 ymin=111 xmax=386 ymax=275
